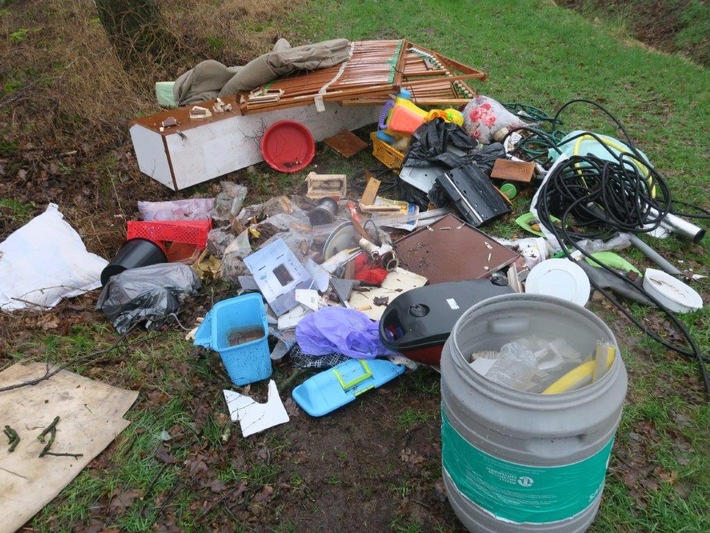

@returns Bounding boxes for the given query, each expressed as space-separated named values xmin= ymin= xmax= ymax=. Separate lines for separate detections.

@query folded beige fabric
xmin=173 ymin=38 xmax=351 ymax=106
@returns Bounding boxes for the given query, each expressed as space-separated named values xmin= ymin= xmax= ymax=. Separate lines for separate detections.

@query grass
xmin=20 ymin=326 xmax=296 ymax=532
xmin=396 ymin=407 xmax=432 ymax=431
xmin=1 ymin=0 xmax=708 ymax=531
xmin=269 ymin=1 xmax=710 ymax=530
xmin=559 ymin=0 xmax=710 ymax=67
xmin=0 ymin=198 xmax=35 ymax=224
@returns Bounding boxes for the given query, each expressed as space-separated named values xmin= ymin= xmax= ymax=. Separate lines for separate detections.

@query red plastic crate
xmin=127 ymin=219 xmax=212 ymax=248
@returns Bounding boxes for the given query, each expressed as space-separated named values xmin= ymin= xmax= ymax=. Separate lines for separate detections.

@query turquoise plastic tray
xmin=292 ymin=358 xmax=406 ymax=417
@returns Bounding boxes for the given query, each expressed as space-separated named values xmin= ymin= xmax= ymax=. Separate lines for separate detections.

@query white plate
xmin=642 ymin=268 xmax=703 ymax=313
xmin=525 ymin=258 xmax=591 ymax=307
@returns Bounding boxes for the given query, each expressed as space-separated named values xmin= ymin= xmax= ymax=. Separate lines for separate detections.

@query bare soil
xmin=558 ymin=0 xmax=709 ymax=67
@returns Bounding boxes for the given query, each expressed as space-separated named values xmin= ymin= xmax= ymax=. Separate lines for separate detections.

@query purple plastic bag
xmin=295 ymin=307 xmax=392 ymax=359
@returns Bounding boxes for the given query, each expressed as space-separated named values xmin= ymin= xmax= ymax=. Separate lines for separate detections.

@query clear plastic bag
xmin=212 ymin=182 xmax=248 ymax=221
xmin=484 ymin=341 xmax=538 ymax=391
xmin=220 ymin=230 xmax=252 ymax=282
xmin=137 ymin=198 xmax=215 ymax=221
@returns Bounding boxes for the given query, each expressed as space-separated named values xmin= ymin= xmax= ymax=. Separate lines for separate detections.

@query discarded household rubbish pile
xmin=2 ymin=37 xmax=708 ymax=533
xmin=106 ymin=91 xmax=708 ymax=528
xmin=130 ymin=38 xmax=486 ymax=190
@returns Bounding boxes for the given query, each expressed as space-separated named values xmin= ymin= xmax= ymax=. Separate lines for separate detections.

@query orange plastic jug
xmin=387 ymin=91 xmax=429 ymax=135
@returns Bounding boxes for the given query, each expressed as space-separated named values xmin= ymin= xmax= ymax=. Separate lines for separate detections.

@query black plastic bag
xmin=403 ymin=118 xmax=478 ymax=169
xmin=96 ymin=263 xmax=201 ymax=334
xmin=459 ymin=142 xmax=507 ymax=174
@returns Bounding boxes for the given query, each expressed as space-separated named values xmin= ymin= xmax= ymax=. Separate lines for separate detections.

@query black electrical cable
xmin=350 ymin=166 xmax=399 ymax=194
xmin=538 ymin=170 xmax=710 ymax=395
xmin=532 ymin=99 xmax=710 ymax=398
xmin=670 ymin=200 xmax=710 ymax=220
xmin=535 ymin=149 xmax=671 ymax=239
xmin=504 ymin=99 xmax=710 ymax=226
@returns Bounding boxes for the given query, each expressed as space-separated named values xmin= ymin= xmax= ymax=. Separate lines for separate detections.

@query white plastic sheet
xmin=0 ymin=203 xmax=107 ymax=311
xmin=223 ymin=380 xmax=290 ymax=437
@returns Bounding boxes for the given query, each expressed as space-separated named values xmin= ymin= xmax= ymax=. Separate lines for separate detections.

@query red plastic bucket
xmin=261 ymin=120 xmax=315 ymax=173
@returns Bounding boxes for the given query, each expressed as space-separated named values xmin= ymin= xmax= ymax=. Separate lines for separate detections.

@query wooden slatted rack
xmin=239 ymin=39 xmax=487 ymax=114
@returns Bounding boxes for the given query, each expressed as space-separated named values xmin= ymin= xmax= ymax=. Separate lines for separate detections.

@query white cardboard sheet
xmin=0 ymin=363 xmax=138 ymax=532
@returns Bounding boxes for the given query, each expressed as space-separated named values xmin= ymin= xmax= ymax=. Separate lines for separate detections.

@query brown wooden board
xmin=393 ymin=214 xmax=519 ymax=284
xmin=491 ymin=159 xmax=536 ymax=183
xmin=324 ymin=129 xmax=369 ymax=158
xmin=0 ymin=363 xmax=138 ymax=533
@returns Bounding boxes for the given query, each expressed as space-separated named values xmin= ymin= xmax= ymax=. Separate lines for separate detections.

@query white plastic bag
xmin=462 ymin=95 xmax=531 ymax=144
xmin=0 ymin=204 xmax=108 ymax=311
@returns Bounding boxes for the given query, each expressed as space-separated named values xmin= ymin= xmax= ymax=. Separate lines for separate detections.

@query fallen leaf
xmin=283 ymin=398 xmax=300 ymax=417
xmin=256 ymin=447 xmax=270 ymax=461
xmin=433 ymin=478 xmax=448 ymax=502
xmin=252 ymin=484 xmax=274 ymax=503
xmin=184 ymin=457 xmax=209 ymax=479
xmin=657 ymin=467 xmax=678 ymax=484
xmin=400 ymin=448 xmax=426 ymax=466
xmin=209 ymin=479 xmax=227 ymax=493
xmin=109 ymin=489 xmax=141 ymax=513
xmin=155 ymin=444 xmax=177 ymax=464
xmin=75 ymin=519 xmax=107 ymax=533
xmin=38 ymin=315 xmax=60 ymax=330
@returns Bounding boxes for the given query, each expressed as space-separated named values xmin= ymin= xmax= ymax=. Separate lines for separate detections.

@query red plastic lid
xmin=260 ymin=120 xmax=315 ymax=173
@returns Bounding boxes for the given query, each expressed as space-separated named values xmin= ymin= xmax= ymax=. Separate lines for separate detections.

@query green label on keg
xmin=441 ymin=411 xmax=614 ymax=524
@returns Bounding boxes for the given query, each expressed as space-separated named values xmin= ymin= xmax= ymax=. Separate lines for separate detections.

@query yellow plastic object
xmin=427 ymin=108 xmax=464 ymax=126
xmin=542 ymin=346 xmax=615 ymax=394
xmin=570 ymin=133 xmax=655 ymax=197
xmin=388 ymin=96 xmax=429 ymax=135
xmin=334 ymin=359 xmax=373 ymax=392
xmin=370 ymin=132 xmax=405 ymax=169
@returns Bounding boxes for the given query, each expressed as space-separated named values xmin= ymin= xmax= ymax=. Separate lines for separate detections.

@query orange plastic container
xmin=387 ymin=97 xmax=429 ymax=135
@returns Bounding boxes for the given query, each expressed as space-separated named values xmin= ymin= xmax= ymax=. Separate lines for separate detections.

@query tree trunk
xmin=94 ymin=0 xmax=165 ymax=63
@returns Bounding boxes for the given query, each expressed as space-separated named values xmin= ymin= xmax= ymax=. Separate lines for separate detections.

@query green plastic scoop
xmin=586 ymin=251 xmax=641 ymax=275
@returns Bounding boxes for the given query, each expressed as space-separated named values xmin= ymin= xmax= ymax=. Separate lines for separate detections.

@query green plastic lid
xmin=500 ymin=182 xmax=517 ymax=199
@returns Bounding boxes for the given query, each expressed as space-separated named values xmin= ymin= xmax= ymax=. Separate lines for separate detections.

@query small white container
xmin=642 ymin=268 xmax=703 ymax=313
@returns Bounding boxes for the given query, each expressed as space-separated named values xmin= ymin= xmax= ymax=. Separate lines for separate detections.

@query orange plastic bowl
xmin=261 ymin=120 xmax=315 ymax=173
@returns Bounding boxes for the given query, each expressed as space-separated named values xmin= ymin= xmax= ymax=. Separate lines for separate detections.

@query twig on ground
xmin=4 ymin=425 xmax=20 ymax=452
xmin=0 ymin=328 xmax=133 ymax=393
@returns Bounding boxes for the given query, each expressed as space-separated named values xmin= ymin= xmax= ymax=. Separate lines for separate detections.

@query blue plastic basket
xmin=193 ymin=293 xmax=272 ymax=386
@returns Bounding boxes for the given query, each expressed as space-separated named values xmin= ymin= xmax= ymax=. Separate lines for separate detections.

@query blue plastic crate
xmin=193 ymin=293 xmax=272 ymax=386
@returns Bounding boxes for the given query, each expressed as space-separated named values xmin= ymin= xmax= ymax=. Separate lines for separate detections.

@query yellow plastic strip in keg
xmin=542 ymin=345 xmax=615 ymax=395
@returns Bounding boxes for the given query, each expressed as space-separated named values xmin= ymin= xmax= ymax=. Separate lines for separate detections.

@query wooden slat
xmin=238 ymin=39 xmax=487 ymax=113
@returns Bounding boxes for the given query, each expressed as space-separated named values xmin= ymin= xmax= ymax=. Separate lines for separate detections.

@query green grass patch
xmin=0 ymin=197 xmax=34 ymax=222
xmin=396 ymin=406 xmax=432 ymax=431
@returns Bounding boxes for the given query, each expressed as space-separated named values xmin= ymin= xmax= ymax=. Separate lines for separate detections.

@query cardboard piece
xmin=347 ymin=267 xmax=428 ymax=320
xmin=0 ymin=363 xmax=138 ymax=533
xmin=491 ymin=159 xmax=536 ymax=183
xmin=244 ymin=239 xmax=313 ymax=316
xmin=359 ymin=175 xmax=381 ymax=206
xmin=223 ymin=380 xmax=289 ymax=437
xmin=324 ymin=129 xmax=368 ymax=158
xmin=306 ymin=173 xmax=347 ymax=200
